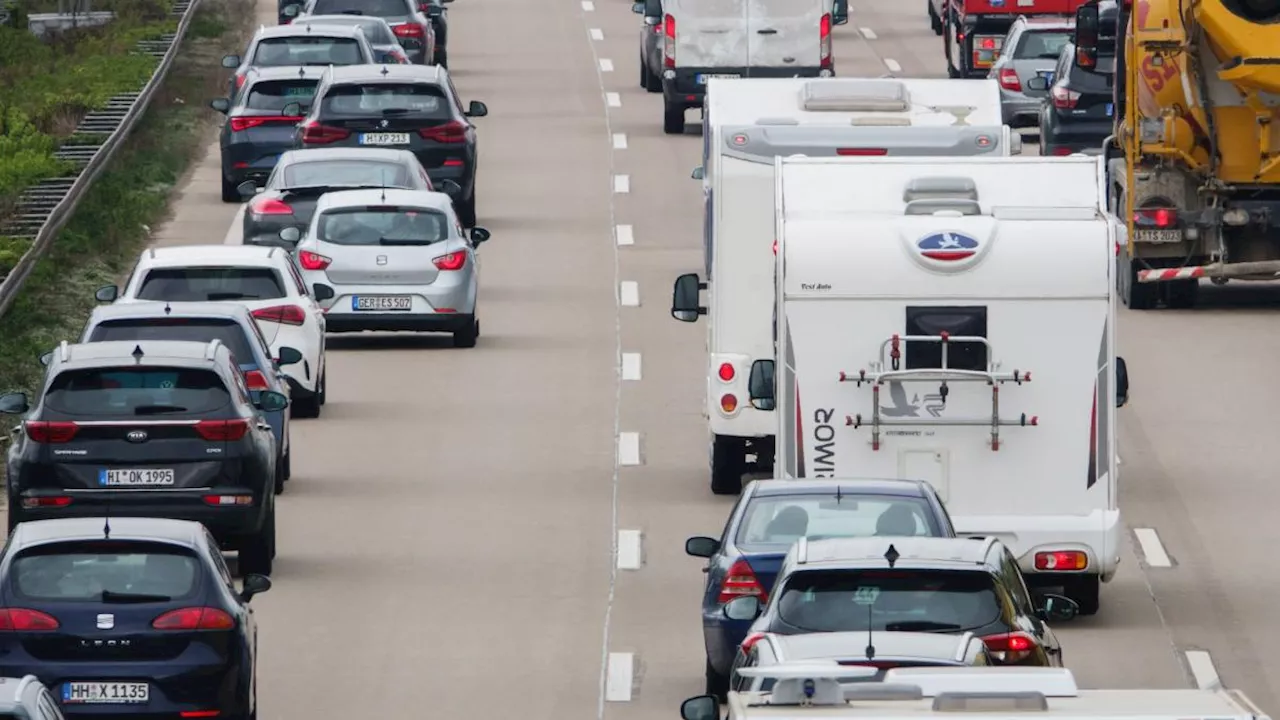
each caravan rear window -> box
[904,306,988,373]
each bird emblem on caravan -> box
[880,382,946,417]
[916,232,979,261]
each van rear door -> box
[747,0,824,69]
[669,0,748,70]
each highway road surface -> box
[140,0,1280,715]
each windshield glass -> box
[44,367,232,417]
[736,495,940,550]
[252,36,364,66]
[321,83,450,118]
[12,542,199,602]
[1014,30,1070,59]
[282,160,411,188]
[245,79,318,112]
[317,207,449,245]
[137,268,285,302]
[87,318,259,368]
[775,569,1001,633]
[311,0,409,17]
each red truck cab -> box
[936,0,1088,78]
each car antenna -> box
[380,167,388,202]
[834,485,843,504]
[164,302,172,315]
[866,544,900,662]
[380,65,389,76]
[132,344,145,364]
[103,501,111,540]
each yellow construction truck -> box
[1074,0,1280,309]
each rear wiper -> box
[133,405,188,415]
[884,620,963,632]
[379,107,415,115]
[102,590,172,604]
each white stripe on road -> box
[617,530,643,569]
[581,0,594,10]
[613,174,630,193]
[605,92,621,107]
[599,58,614,72]
[1134,528,1172,568]
[605,652,635,701]
[223,206,246,245]
[859,27,877,39]
[1185,651,1221,689]
[618,432,641,466]
[884,58,902,73]
[622,352,642,380]
[612,132,628,149]
[619,281,639,306]
[615,224,634,246]
[589,27,604,40]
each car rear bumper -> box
[0,655,243,717]
[310,278,476,319]
[663,66,828,107]
[322,312,471,333]
[1039,116,1112,154]
[999,94,1042,127]
[11,489,269,538]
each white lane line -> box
[581,0,594,9]
[613,174,630,193]
[884,58,902,73]
[618,432,641,466]
[622,352,642,380]
[599,58,614,72]
[605,652,635,701]
[615,224,634,246]
[589,27,604,40]
[1134,528,1172,568]
[859,26,877,39]
[619,281,639,306]
[612,132,628,149]
[617,530,643,569]
[223,206,246,245]
[605,92,621,107]
[1185,651,1221,689]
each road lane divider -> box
[1133,527,1173,568]
[617,530,643,569]
[614,174,631,193]
[618,432,641,466]
[1185,651,1222,689]
[620,281,639,306]
[605,652,635,701]
[615,224,634,246]
[622,353,642,380]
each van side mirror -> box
[312,284,335,301]
[723,595,761,621]
[748,360,776,411]
[1115,356,1129,408]
[0,392,30,415]
[1073,3,1099,69]
[680,695,719,720]
[832,0,848,24]
[671,273,707,322]
[691,166,704,180]
[221,54,241,69]
[209,98,230,113]
[276,347,303,366]
[1025,76,1048,91]
[94,285,118,303]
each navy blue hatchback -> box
[0,518,270,718]
[684,478,956,700]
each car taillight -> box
[242,370,270,391]
[194,419,250,442]
[972,35,1000,67]
[252,304,306,326]
[0,608,60,631]
[152,607,235,631]
[251,197,293,216]
[301,121,351,145]
[1034,550,1089,571]
[718,363,735,382]
[663,14,676,68]
[720,394,738,413]
[836,148,887,156]
[432,251,466,271]
[819,13,832,68]
[718,559,766,604]
[393,22,425,38]
[740,632,766,652]
[997,67,1021,91]
[23,421,78,443]
[230,115,300,132]
[235,74,247,89]
[22,496,72,509]
[980,632,1038,663]
[1051,146,1075,156]
[418,120,467,143]
[1135,207,1177,228]
[1051,84,1080,109]
[298,250,332,270]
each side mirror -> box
[426,4,442,16]
[643,14,661,25]
[94,285,118,303]
[1025,76,1048,91]
[466,100,488,118]
[278,226,302,244]
[282,2,300,16]
[236,180,258,198]
[684,536,720,558]
[832,0,848,24]
[240,573,272,601]
[1073,3,1099,69]
[0,392,30,415]
[691,166,704,180]
[470,227,491,245]
[221,54,241,69]
[38,352,53,367]
[281,101,302,117]
[722,595,761,621]
[209,98,231,113]
[631,1,643,12]
[442,0,453,4]
[748,360,776,411]
[276,347,303,366]
[256,390,290,412]
[671,272,707,323]
[1115,356,1129,408]
[312,284,335,301]
[1037,593,1080,622]
[438,179,462,196]
[680,695,719,720]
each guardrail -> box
[0,0,201,318]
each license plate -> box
[1106,103,1114,116]
[1135,229,1183,244]
[98,468,175,487]
[696,74,740,84]
[352,295,412,311]
[359,133,410,145]
[62,682,149,704]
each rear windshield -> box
[283,160,411,188]
[320,83,450,118]
[325,18,395,44]
[311,0,409,17]
[137,268,286,302]
[12,541,199,602]
[252,36,365,66]
[736,495,941,550]
[87,319,259,368]
[44,367,231,418]
[1014,30,1070,60]
[245,79,318,112]
[1067,58,1112,91]
[318,206,449,245]
[775,569,1001,634]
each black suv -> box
[1036,5,1117,156]
[0,340,286,576]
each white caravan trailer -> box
[670,78,1012,496]
[742,155,1128,615]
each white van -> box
[738,155,1127,615]
[670,78,1010,496]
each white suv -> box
[95,244,329,418]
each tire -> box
[705,658,730,703]
[292,389,321,419]
[281,447,291,482]
[221,175,241,204]
[239,507,276,577]
[435,49,448,69]
[453,316,479,348]
[317,368,327,406]
[1118,250,1157,310]
[1165,279,1199,309]
[456,189,477,228]
[663,101,685,134]
[944,18,961,78]
[929,0,943,34]
[1066,575,1100,616]
[644,60,662,92]
[710,434,746,495]
[639,53,649,89]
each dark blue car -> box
[0,517,270,718]
[684,478,957,700]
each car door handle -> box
[757,28,777,34]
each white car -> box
[95,244,329,418]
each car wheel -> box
[292,388,321,419]
[710,434,746,495]
[221,175,242,204]
[705,658,729,702]
[644,61,662,92]
[453,316,479,348]
[663,101,685,134]
[1165,279,1199,309]
[639,53,649,89]
[929,0,943,35]
[317,368,327,406]
[275,451,289,494]
[239,508,275,576]
[456,189,477,228]
[436,49,448,68]
[1117,220,1157,310]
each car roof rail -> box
[204,338,224,361]
[57,340,71,364]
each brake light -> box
[979,37,996,49]
[194,419,250,442]
[152,607,235,631]
[718,363,735,382]
[251,197,293,216]
[230,116,301,132]
[717,558,766,604]
[1052,146,1075,156]
[720,394,738,413]
[298,250,332,270]
[1034,551,1089,571]
[0,608,59,631]
[301,121,351,144]
[235,74,246,89]
[663,14,676,68]
[252,304,307,326]
[819,13,832,68]
[997,67,1021,91]
[432,250,466,271]
[418,120,467,143]
[22,496,72,509]
[980,632,1038,663]
[1135,207,1177,228]
[242,370,270,391]
[23,421,78,443]
[393,22,425,38]
[836,148,887,156]
[180,712,221,719]
[741,632,766,652]
[1051,84,1080,109]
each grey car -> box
[297,0,442,67]
[219,23,376,100]
[989,16,1074,128]
[281,188,491,346]
[633,0,662,93]
[289,14,411,64]
[0,676,64,720]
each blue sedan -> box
[684,478,957,700]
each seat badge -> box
[96,614,114,630]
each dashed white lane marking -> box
[1134,528,1172,567]
[605,652,635,701]
[581,0,594,10]
[617,530,643,569]
[606,92,621,107]
[613,174,630,193]
[615,224,634,246]
[618,432,641,466]
[223,207,245,244]
[859,26,877,39]
[622,352,642,380]
[612,133,628,149]
[1185,651,1221,689]
[589,27,604,40]
[599,58,614,72]
[884,58,902,73]
[619,281,639,306]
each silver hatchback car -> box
[989,16,1075,128]
[280,188,490,347]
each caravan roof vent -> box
[755,117,801,126]
[851,116,912,127]
[903,177,979,203]
[801,79,910,112]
